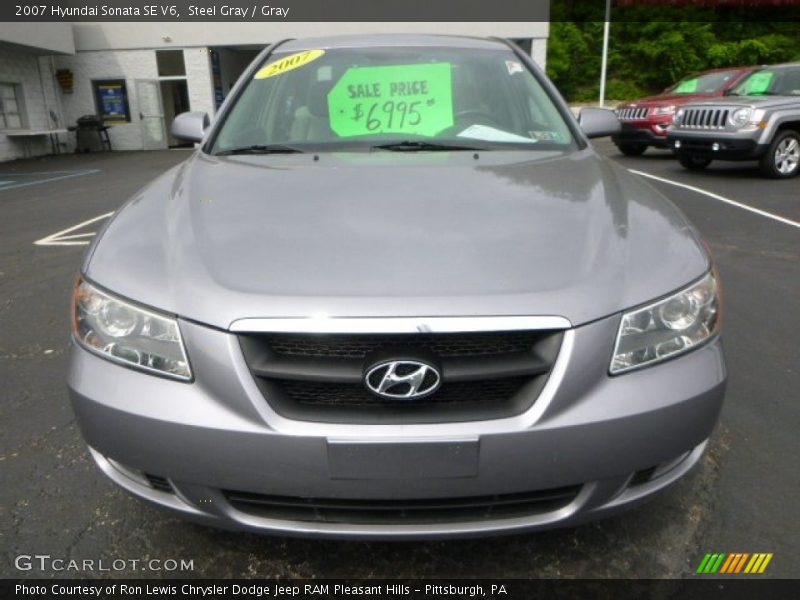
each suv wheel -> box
[616,143,647,157]
[678,154,712,171]
[759,130,800,178]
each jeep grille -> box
[680,107,729,129]
[617,107,649,120]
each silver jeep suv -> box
[68,35,726,539]
[667,63,800,178]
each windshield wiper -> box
[216,144,306,155]
[370,140,488,152]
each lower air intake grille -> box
[224,486,581,525]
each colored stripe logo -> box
[696,553,773,574]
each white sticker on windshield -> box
[529,130,559,142]
[457,124,536,143]
[505,61,524,75]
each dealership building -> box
[0,22,548,161]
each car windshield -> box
[668,70,739,94]
[209,45,576,154]
[730,66,800,96]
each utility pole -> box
[599,0,611,107]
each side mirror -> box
[171,111,210,143]
[578,107,621,138]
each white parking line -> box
[0,169,100,192]
[34,212,114,247]
[628,169,800,230]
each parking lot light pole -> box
[599,0,611,107]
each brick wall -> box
[0,47,63,161]
[184,47,215,119]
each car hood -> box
[681,95,799,109]
[85,148,709,330]
[618,92,717,108]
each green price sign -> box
[674,78,698,93]
[327,63,453,138]
[744,72,773,95]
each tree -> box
[546,1,800,102]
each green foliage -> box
[546,22,596,100]
[546,4,800,102]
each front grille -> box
[262,331,545,358]
[224,485,581,524]
[238,329,563,423]
[679,107,729,129]
[617,107,649,120]
[280,377,530,407]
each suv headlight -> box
[673,108,685,125]
[71,278,192,380]
[652,105,676,115]
[728,107,752,128]
[610,272,720,374]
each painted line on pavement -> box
[0,169,100,192]
[34,212,114,247]
[628,169,800,230]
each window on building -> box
[0,83,25,129]
[510,39,533,55]
[156,50,186,77]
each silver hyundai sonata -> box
[68,35,726,539]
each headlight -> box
[71,278,192,380]
[673,108,685,125]
[652,105,676,115]
[610,272,720,374]
[728,107,752,128]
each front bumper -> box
[613,122,671,147]
[68,315,726,539]
[667,129,768,160]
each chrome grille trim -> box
[617,107,649,120]
[232,328,576,436]
[679,107,729,130]
[237,326,565,422]
[230,315,572,333]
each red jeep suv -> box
[613,66,756,156]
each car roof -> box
[760,62,800,69]
[691,66,754,75]
[277,34,510,52]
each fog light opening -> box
[144,473,175,493]
[105,456,153,488]
[629,466,658,487]
[628,450,695,488]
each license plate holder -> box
[327,439,479,480]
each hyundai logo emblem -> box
[364,360,441,399]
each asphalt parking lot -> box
[1,141,798,579]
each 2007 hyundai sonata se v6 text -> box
[68,35,726,539]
